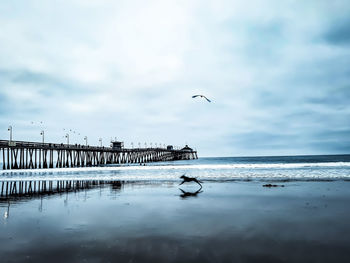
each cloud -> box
[0,0,349,156]
[324,17,350,46]
[0,93,10,115]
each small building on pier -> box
[111,141,124,150]
[181,145,193,152]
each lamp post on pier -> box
[40,130,45,143]
[8,126,12,142]
[131,142,134,149]
[99,138,102,147]
[84,136,88,146]
[65,134,69,145]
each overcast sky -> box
[0,0,349,157]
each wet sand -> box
[1,180,350,262]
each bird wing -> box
[204,96,211,102]
[192,95,200,98]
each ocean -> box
[1,155,350,262]
[1,154,350,182]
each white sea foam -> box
[0,162,349,182]
[0,161,350,174]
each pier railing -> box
[0,140,198,170]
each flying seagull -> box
[192,95,211,102]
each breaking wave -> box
[0,161,349,182]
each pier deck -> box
[0,140,198,170]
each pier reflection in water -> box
[0,180,124,203]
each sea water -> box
[1,155,350,262]
[0,155,349,182]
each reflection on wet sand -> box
[0,180,124,203]
[179,187,203,199]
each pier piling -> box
[0,140,198,170]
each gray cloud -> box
[324,17,350,46]
[0,69,57,85]
[0,0,349,156]
[242,21,287,64]
[0,93,9,114]
[0,68,86,96]
[307,86,350,108]
[308,129,350,152]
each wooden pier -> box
[0,140,198,170]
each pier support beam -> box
[0,140,198,170]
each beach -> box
[1,179,350,263]
[2,0,349,261]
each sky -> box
[0,0,349,157]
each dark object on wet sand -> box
[263,184,285,187]
[179,175,203,187]
[179,188,203,199]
